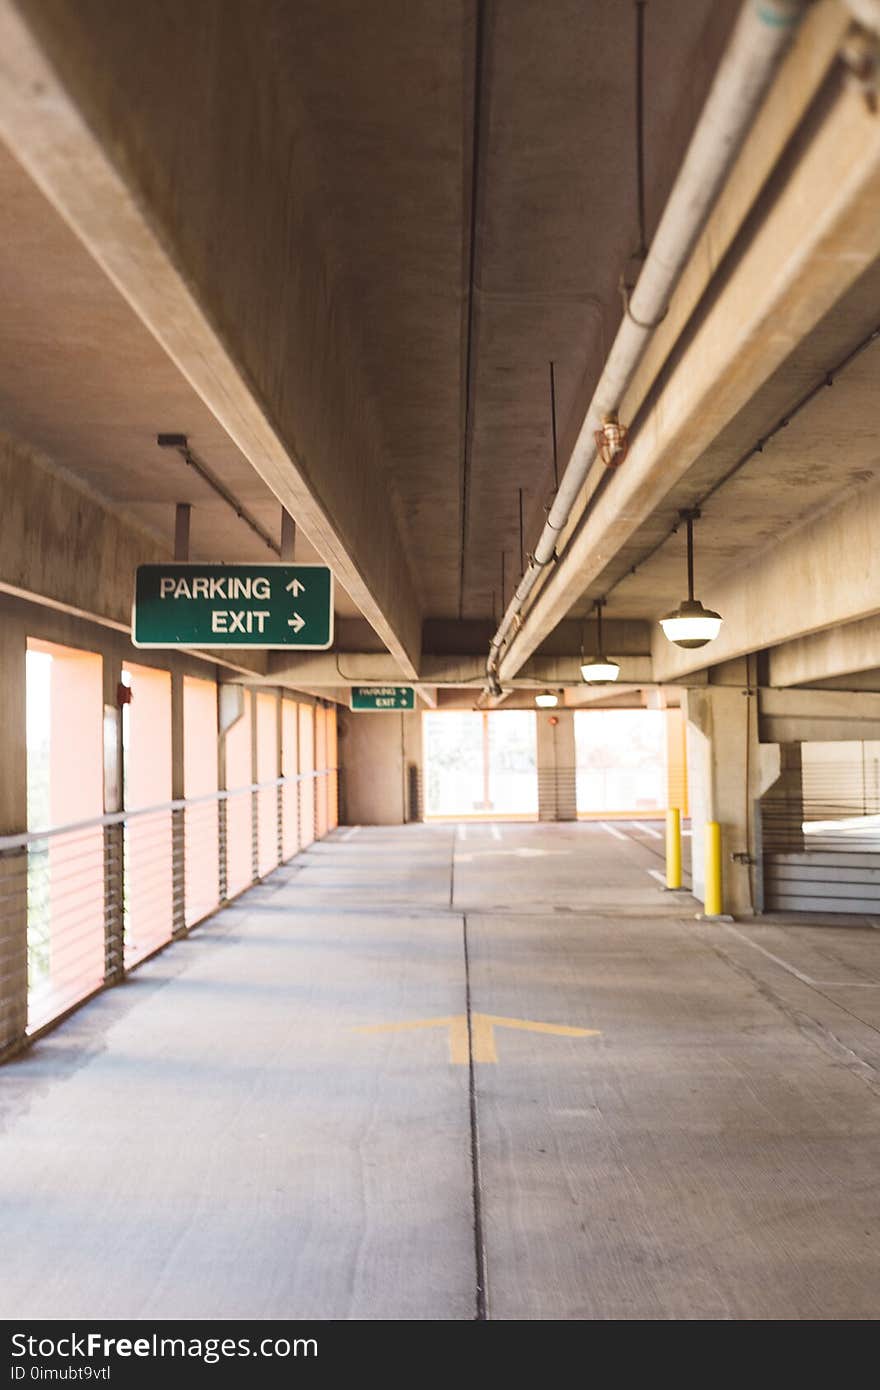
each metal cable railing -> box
[0,769,337,1054]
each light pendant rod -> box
[682,506,701,599]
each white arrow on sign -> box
[288,613,306,634]
[285,579,306,597]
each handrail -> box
[0,769,337,852]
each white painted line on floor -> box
[459,824,468,841]
[725,924,815,985]
[640,824,662,839]
[340,826,361,841]
[682,829,692,837]
[602,823,628,841]
[724,923,880,988]
[490,825,501,841]
[647,868,667,885]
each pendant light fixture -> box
[535,691,559,709]
[659,509,722,648]
[580,598,620,683]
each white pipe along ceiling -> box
[484,0,808,695]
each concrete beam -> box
[539,619,654,660]
[759,687,880,742]
[268,652,485,688]
[481,687,645,713]
[0,0,422,676]
[563,683,644,708]
[499,53,880,680]
[615,0,849,467]
[525,656,654,688]
[264,651,654,690]
[654,472,880,683]
[801,671,880,692]
[285,686,348,708]
[421,618,653,660]
[768,615,880,688]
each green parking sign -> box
[133,563,333,648]
[350,686,415,711]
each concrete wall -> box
[338,710,422,825]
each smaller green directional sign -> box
[132,563,333,649]
[350,685,415,712]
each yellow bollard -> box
[665,808,682,890]
[704,821,723,916]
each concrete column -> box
[684,678,760,916]
[665,707,689,814]
[0,617,28,1056]
[102,651,125,980]
[217,685,234,904]
[276,691,285,865]
[402,710,423,822]
[536,710,577,822]
[250,692,259,882]
[170,669,186,936]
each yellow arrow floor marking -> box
[358,1013,600,1064]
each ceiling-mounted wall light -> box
[535,691,559,709]
[580,598,620,683]
[659,510,723,649]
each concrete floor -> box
[2,821,880,1320]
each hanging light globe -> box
[659,598,723,649]
[535,691,559,709]
[580,599,621,682]
[660,510,723,650]
[580,656,621,682]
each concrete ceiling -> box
[0,0,736,631]
[0,141,362,618]
[4,0,879,696]
[458,0,736,620]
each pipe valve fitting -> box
[593,415,629,467]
